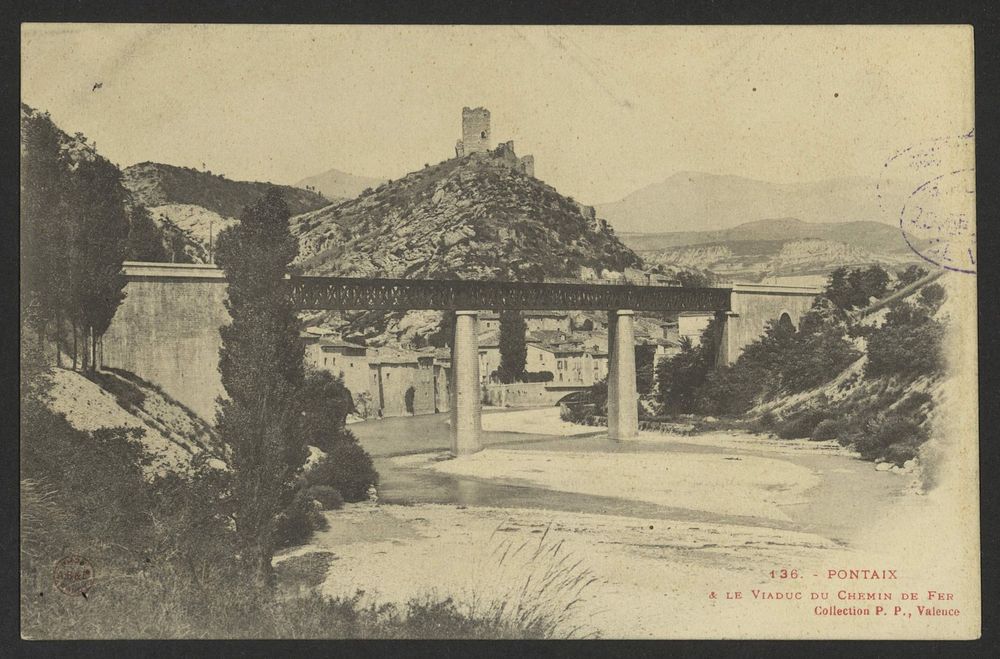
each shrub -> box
[810,418,846,441]
[273,488,328,549]
[775,409,828,439]
[305,484,344,510]
[84,369,146,410]
[747,410,777,434]
[521,371,554,383]
[852,412,929,463]
[883,442,920,466]
[305,433,378,502]
[560,402,596,424]
[865,302,945,379]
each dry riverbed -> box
[280,408,956,638]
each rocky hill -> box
[596,172,884,234]
[296,167,386,201]
[121,162,335,262]
[291,148,641,280]
[124,162,332,219]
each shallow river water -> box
[351,409,909,545]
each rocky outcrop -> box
[292,151,640,281]
[123,162,332,221]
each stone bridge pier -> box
[446,308,640,455]
[607,310,638,441]
[450,311,482,455]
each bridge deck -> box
[287,275,733,311]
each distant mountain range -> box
[618,218,914,254]
[596,172,886,234]
[295,167,386,201]
[621,218,925,284]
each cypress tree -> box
[20,109,74,363]
[214,188,305,588]
[498,310,528,384]
[67,154,129,370]
[126,205,169,262]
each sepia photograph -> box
[19,23,980,639]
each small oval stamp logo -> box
[53,554,95,596]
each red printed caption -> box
[706,568,962,619]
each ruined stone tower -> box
[454,106,535,177]
[455,107,491,157]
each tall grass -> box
[463,523,601,639]
[21,559,585,639]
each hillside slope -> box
[124,162,333,219]
[597,172,884,234]
[40,367,225,476]
[292,149,641,280]
[296,167,386,200]
[122,162,336,262]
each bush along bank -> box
[562,265,948,468]
[662,265,946,466]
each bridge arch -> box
[717,284,821,365]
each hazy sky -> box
[21,24,973,204]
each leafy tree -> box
[297,369,355,447]
[20,109,74,363]
[897,264,928,288]
[214,188,305,588]
[126,205,169,262]
[824,265,890,311]
[676,270,711,288]
[66,148,129,371]
[656,316,722,413]
[635,344,657,395]
[22,109,129,370]
[865,301,945,379]
[497,310,528,384]
[296,369,378,502]
[160,231,191,263]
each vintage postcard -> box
[19,24,979,639]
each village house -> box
[476,329,501,384]
[678,312,715,347]
[302,333,448,418]
[302,334,371,402]
[526,341,608,386]
[367,348,437,417]
[523,310,572,334]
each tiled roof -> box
[318,337,367,350]
[367,348,424,365]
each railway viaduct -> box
[101,262,819,456]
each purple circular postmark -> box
[53,554,95,596]
[878,131,976,274]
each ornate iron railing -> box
[287,276,732,312]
